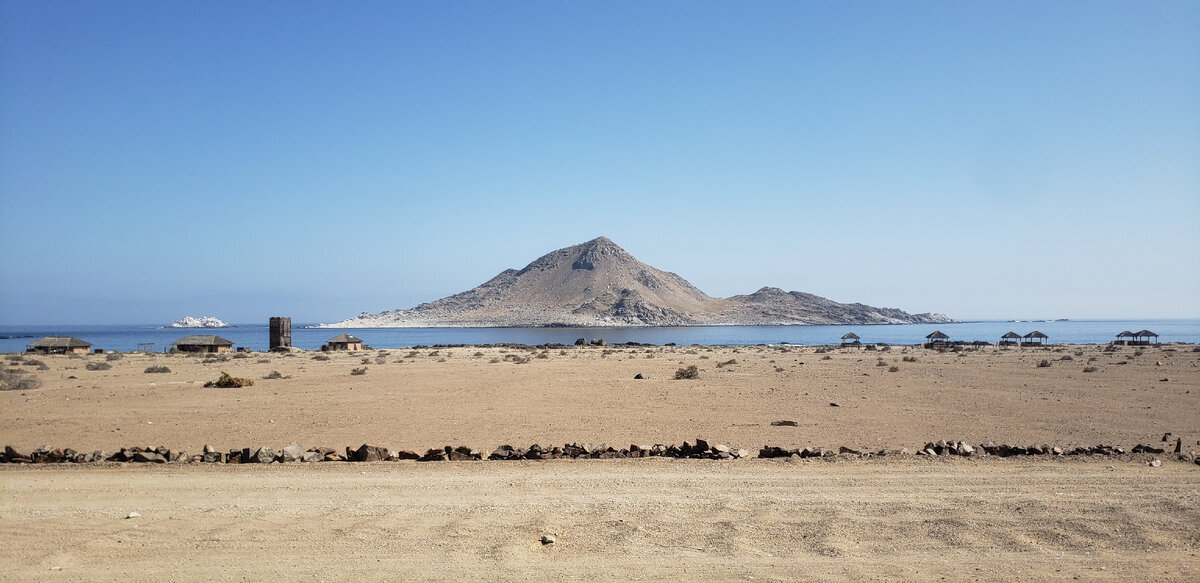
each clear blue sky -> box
[2,1,1197,325]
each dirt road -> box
[3,459,1198,582]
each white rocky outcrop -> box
[168,316,231,328]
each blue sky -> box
[1,1,1197,325]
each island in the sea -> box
[321,237,952,328]
[167,316,232,328]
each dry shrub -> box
[716,359,737,368]
[263,370,284,379]
[350,367,368,376]
[85,361,112,371]
[144,365,171,373]
[204,372,254,388]
[0,370,41,391]
[674,365,700,380]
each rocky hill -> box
[324,237,952,327]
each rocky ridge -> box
[324,237,951,327]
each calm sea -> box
[1,320,1197,353]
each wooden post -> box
[269,317,292,350]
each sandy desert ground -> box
[2,342,1199,581]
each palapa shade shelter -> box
[1022,331,1049,346]
[172,335,234,353]
[26,336,92,355]
[1133,330,1159,345]
[999,331,1022,346]
[1114,331,1136,345]
[839,332,862,346]
[923,330,949,348]
[326,333,363,351]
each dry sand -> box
[2,343,1199,581]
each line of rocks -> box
[3,439,1195,464]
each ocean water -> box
[1,320,1197,353]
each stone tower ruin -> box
[269,316,291,350]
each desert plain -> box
[2,342,1199,581]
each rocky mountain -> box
[324,237,951,327]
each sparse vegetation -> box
[902,356,918,363]
[312,354,331,361]
[350,367,368,376]
[888,365,900,373]
[1082,367,1098,373]
[204,372,254,388]
[263,370,284,379]
[674,365,700,380]
[0,370,41,391]
[144,365,171,373]
[106,353,122,361]
[1060,355,1074,361]
[716,358,737,368]
[821,355,832,360]
[1036,359,1052,368]
[85,362,112,371]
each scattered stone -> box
[280,443,304,463]
[770,420,798,427]
[301,451,323,463]
[131,451,166,463]
[203,444,217,454]
[1149,459,1161,467]
[250,446,276,464]
[1163,433,1173,442]
[1175,438,1182,454]
[829,403,839,407]
[352,444,389,462]
[541,534,556,545]
[125,512,140,519]
[634,373,644,379]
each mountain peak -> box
[325,238,954,327]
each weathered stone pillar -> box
[269,317,291,350]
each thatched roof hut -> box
[1134,330,1159,344]
[326,333,364,351]
[1022,331,1049,345]
[998,331,1021,346]
[841,332,860,340]
[27,336,92,355]
[926,331,949,340]
[172,335,234,353]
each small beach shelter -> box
[923,330,949,348]
[172,335,234,353]
[999,331,1021,346]
[1133,330,1159,345]
[1022,331,1049,346]
[839,332,861,347]
[26,337,92,355]
[325,333,364,351]
[1115,331,1135,345]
